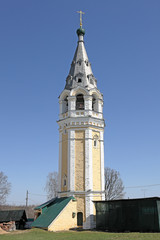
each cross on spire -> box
[77,10,85,27]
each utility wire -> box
[125,184,160,189]
[28,192,47,197]
[5,200,26,205]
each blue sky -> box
[0,0,160,205]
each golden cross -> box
[77,10,85,27]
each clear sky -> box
[0,0,160,205]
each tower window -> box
[92,97,96,111]
[63,174,67,187]
[63,97,68,113]
[94,139,97,147]
[93,134,99,148]
[63,129,67,134]
[76,94,84,110]
[90,79,93,84]
[78,78,82,83]
[85,60,89,66]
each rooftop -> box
[32,196,75,228]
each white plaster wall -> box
[59,100,63,115]
[85,129,93,191]
[68,96,76,111]
[83,194,95,229]
[83,129,94,229]
[84,96,92,111]
[97,99,103,113]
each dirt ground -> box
[0,228,31,235]
[0,227,9,234]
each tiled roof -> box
[32,196,75,228]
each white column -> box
[85,128,93,191]
[68,96,76,118]
[97,99,103,113]
[68,129,75,192]
[59,100,63,114]
[84,96,92,111]
[83,129,93,229]
[100,131,105,200]
[83,194,95,229]
[68,96,76,111]
[58,132,62,196]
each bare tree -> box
[0,171,11,204]
[45,172,58,200]
[105,167,125,200]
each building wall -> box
[61,132,68,192]
[93,194,102,217]
[76,196,86,222]
[59,125,104,229]
[48,199,77,231]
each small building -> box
[94,197,160,232]
[32,197,77,231]
[24,218,34,229]
[0,210,27,230]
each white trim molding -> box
[85,128,93,192]
[100,131,105,196]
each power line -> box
[28,198,42,204]
[28,192,47,197]
[125,184,160,189]
[6,200,26,205]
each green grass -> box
[1,228,160,240]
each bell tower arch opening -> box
[63,96,68,113]
[92,96,96,111]
[76,94,84,110]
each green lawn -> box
[1,228,160,240]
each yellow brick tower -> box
[57,17,105,229]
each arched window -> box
[92,97,96,111]
[63,97,68,113]
[76,94,84,110]
[94,139,97,147]
[93,134,99,148]
[63,174,67,187]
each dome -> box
[76,27,85,36]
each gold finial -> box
[77,10,85,27]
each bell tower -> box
[57,19,105,229]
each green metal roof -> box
[34,198,56,210]
[32,196,75,229]
[0,210,27,222]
